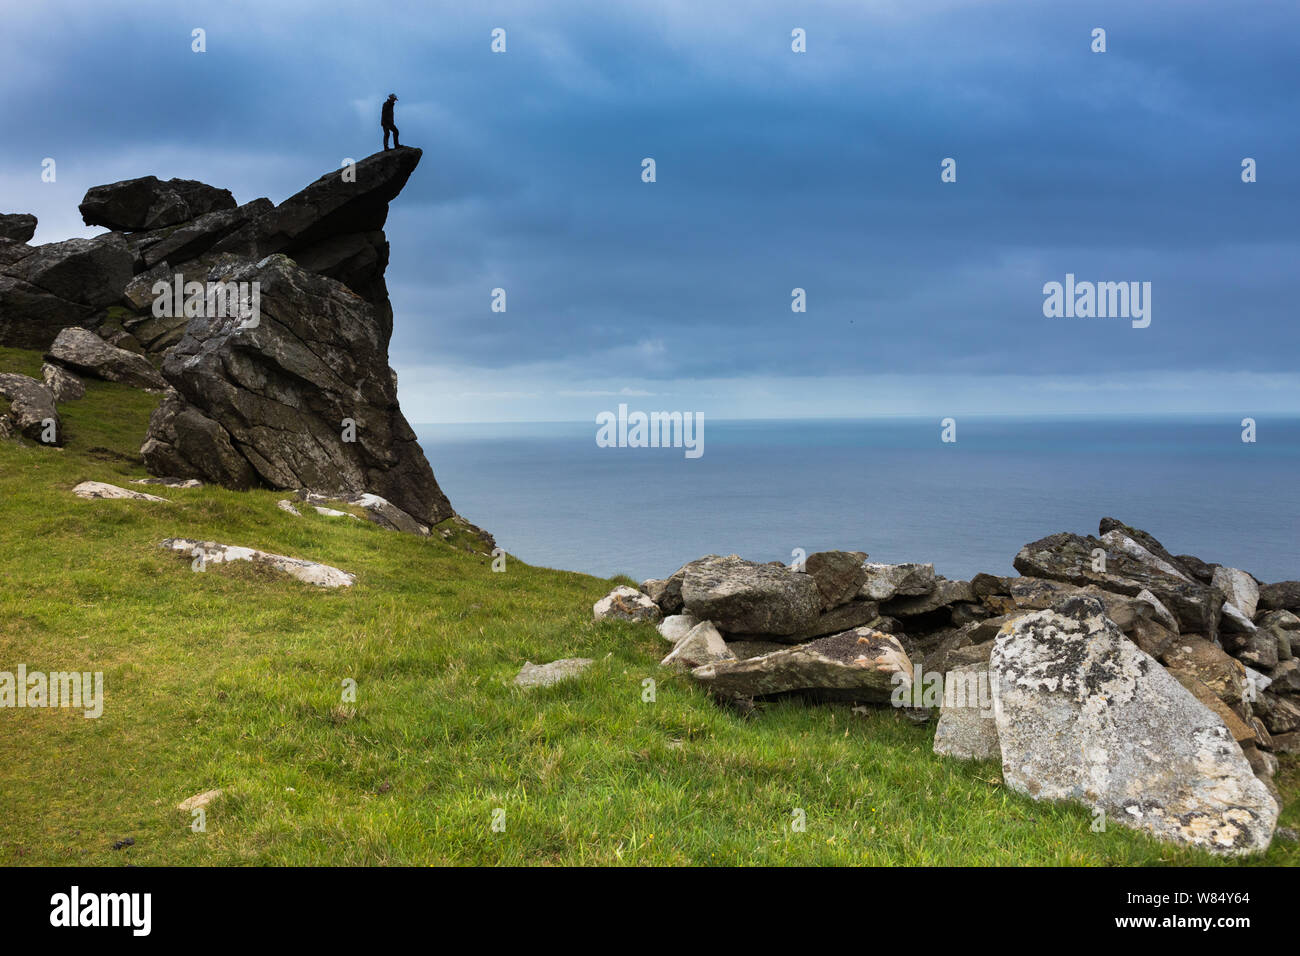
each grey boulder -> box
[681,555,822,636]
[46,327,165,389]
[991,597,1276,855]
[0,372,60,444]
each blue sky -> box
[3,0,1297,421]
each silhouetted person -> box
[382,93,400,150]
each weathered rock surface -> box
[0,214,37,242]
[991,597,1276,855]
[1161,635,1248,707]
[1014,531,1222,637]
[140,255,452,525]
[72,481,167,502]
[46,327,165,389]
[656,614,700,644]
[681,555,822,637]
[661,621,735,671]
[79,176,236,232]
[3,235,134,310]
[858,562,936,602]
[690,627,912,702]
[160,538,355,588]
[881,578,975,617]
[933,664,1000,760]
[1259,581,1300,613]
[803,551,868,609]
[132,476,201,488]
[514,658,593,689]
[0,372,60,444]
[41,362,84,402]
[1212,567,1260,620]
[593,585,662,623]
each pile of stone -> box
[593,517,1300,854]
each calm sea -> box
[417,418,1300,585]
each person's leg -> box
[392,125,400,148]
[383,126,391,150]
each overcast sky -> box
[3,0,1297,422]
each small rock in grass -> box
[514,658,593,688]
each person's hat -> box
[387,93,397,100]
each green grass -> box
[1,344,1295,866]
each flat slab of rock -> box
[277,499,302,516]
[690,627,912,702]
[46,326,166,389]
[681,554,821,636]
[160,538,355,588]
[73,481,168,502]
[593,585,662,623]
[991,596,1277,855]
[933,664,1000,760]
[514,658,592,688]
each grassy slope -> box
[0,345,1295,866]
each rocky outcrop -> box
[990,597,1276,855]
[140,254,452,526]
[1,151,458,531]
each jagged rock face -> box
[0,236,135,349]
[991,597,1277,855]
[0,214,37,243]
[79,176,236,232]
[141,254,452,527]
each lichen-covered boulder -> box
[991,596,1277,855]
